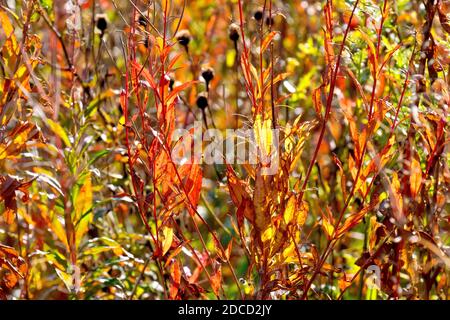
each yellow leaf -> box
[38,205,69,251]
[282,242,297,263]
[283,195,296,224]
[47,119,71,147]
[322,216,335,239]
[0,10,14,38]
[261,226,274,243]
[101,237,123,256]
[253,114,273,160]
[55,268,73,292]
[162,226,174,256]
[75,173,93,248]
[298,200,308,227]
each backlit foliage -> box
[0,0,449,300]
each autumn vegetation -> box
[0,0,449,300]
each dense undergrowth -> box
[0,0,449,300]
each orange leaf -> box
[336,194,380,239]
[210,263,222,296]
[0,10,14,38]
[410,154,422,199]
[261,31,278,53]
[169,260,181,299]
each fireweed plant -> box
[0,0,449,300]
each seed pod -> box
[265,16,274,27]
[138,15,148,28]
[196,93,209,110]
[176,29,191,49]
[229,23,240,42]
[144,36,150,48]
[254,9,263,21]
[169,76,175,91]
[96,14,108,33]
[201,67,214,83]
[201,67,214,92]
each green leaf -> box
[88,149,110,167]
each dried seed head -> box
[96,14,108,32]
[196,93,209,110]
[176,29,191,47]
[144,36,150,48]
[201,67,215,84]
[138,15,148,28]
[265,16,274,26]
[168,75,175,91]
[229,23,240,42]
[254,9,263,21]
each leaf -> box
[0,122,38,160]
[336,194,380,239]
[166,80,197,106]
[0,244,27,289]
[319,206,335,240]
[410,154,422,200]
[162,226,174,256]
[210,263,222,296]
[55,268,73,292]
[88,149,110,166]
[261,225,274,243]
[271,72,290,87]
[342,66,369,109]
[261,31,278,53]
[379,44,401,76]
[4,272,18,289]
[0,176,34,224]
[253,114,273,159]
[0,10,14,39]
[0,176,20,224]
[169,260,181,299]
[387,171,404,223]
[100,237,123,256]
[83,246,117,256]
[132,61,157,90]
[438,2,450,34]
[47,119,71,147]
[283,195,296,224]
[74,173,93,248]
[297,200,309,227]
[0,244,19,258]
[34,170,64,196]
[322,215,335,240]
[39,0,53,12]
[312,86,324,118]
[38,205,69,250]
[357,30,378,77]
[184,164,203,216]
[226,165,250,206]
[225,239,233,261]
[253,169,270,232]
[84,89,116,118]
